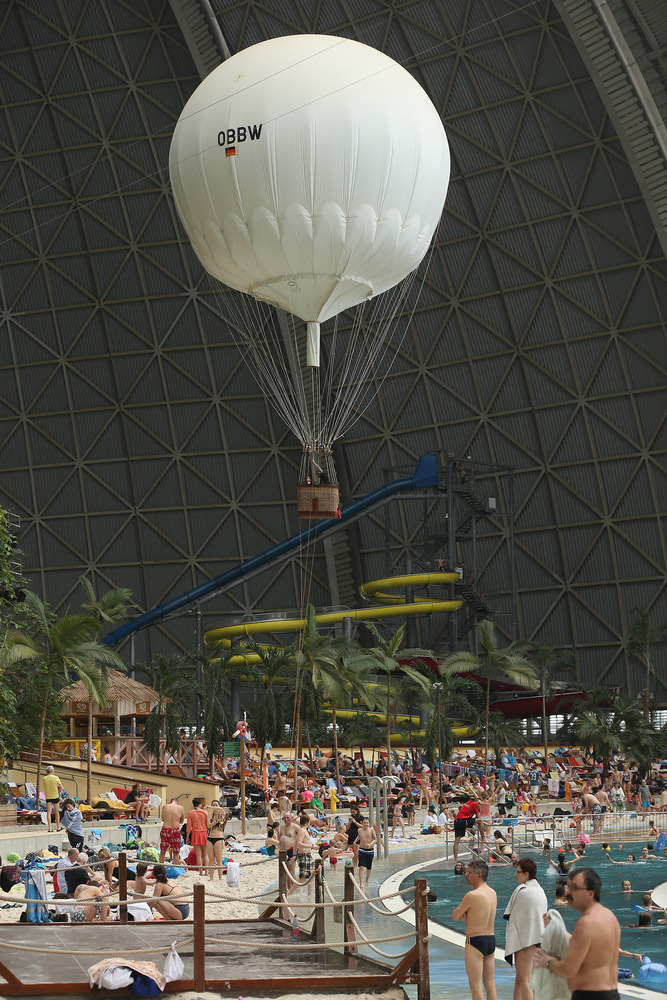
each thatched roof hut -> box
[60,669,159,717]
[59,669,160,747]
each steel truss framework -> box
[0,0,665,698]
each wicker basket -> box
[297,483,340,519]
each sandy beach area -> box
[0,848,282,924]
[0,812,527,927]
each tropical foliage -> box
[443,619,538,772]
[139,653,193,759]
[362,622,433,763]
[628,606,666,720]
[195,647,253,769]
[78,577,132,802]
[572,695,665,777]
[287,604,376,792]
[422,671,480,766]
[4,591,123,801]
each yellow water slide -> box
[330,707,474,740]
[204,574,471,734]
[205,572,462,650]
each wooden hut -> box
[58,669,159,758]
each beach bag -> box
[163,865,185,879]
[129,973,161,997]
[0,866,20,892]
[226,860,240,887]
[163,942,185,983]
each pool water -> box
[401,844,667,992]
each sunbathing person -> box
[73,881,110,923]
[151,864,189,920]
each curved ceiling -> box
[0,0,665,698]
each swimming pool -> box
[400,844,667,992]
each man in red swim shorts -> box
[159,798,185,863]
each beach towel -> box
[530,909,571,1000]
[21,870,51,924]
[503,879,548,963]
[88,958,165,992]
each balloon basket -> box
[297,483,340,520]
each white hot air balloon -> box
[170,34,450,505]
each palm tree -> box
[555,684,617,744]
[531,643,575,761]
[139,653,192,768]
[485,711,525,768]
[443,619,538,774]
[628,606,666,721]
[337,713,384,776]
[363,622,433,764]
[573,696,659,778]
[195,647,250,773]
[246,643,293,765]
[5,591,123,802]
[79,577,132,803]
[288,605,368,795]
[422,672,480,778]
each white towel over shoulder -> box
[530,908,572,1000]
[504,879,548,960]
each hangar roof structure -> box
[0,0,665,699]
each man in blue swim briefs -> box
[535,867,621,1000]
[452,858,497,1000]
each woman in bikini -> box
[96,847,119,887]
[206,799,228,881]
[265,822,280,857]
[152,864,190,920]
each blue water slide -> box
[103,454,439,647]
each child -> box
[354,818,377,887]
[391,797,406,838]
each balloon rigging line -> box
[335,228,441,438]
[211,277,395,448]
[351,208,447,428]
[207,262,430,455]
[327,268,421,441]
[0,0,544,248]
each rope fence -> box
[0,864,432,1000]
[202,930,420,950]
[0,939,194,956]
[350,875,418,915]
[349,913,426,959]
[1,870,418,911]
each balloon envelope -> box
[169,34,450,325]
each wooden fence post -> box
[343,865,356,961]
[313,859,325,944]
[414,877,430,1000]
[118,851,127,925]
[193,882,206,993]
